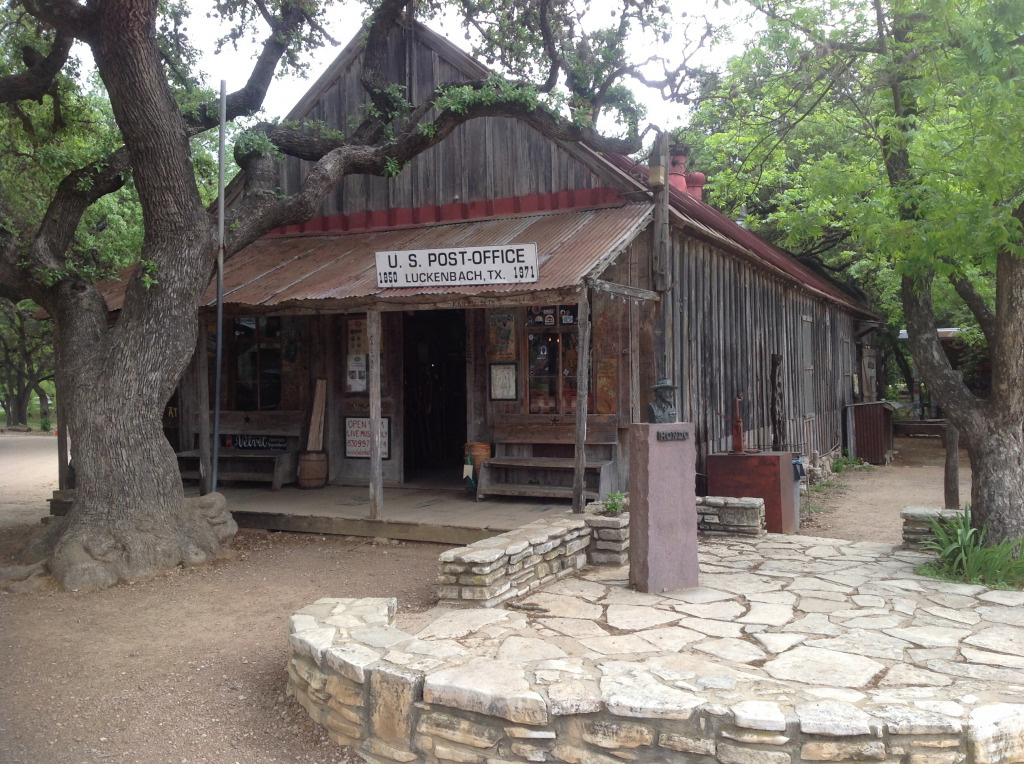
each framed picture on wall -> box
[489,363,518,401]
[488,312,516,361]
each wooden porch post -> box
[573,287,591,513]
[197,323,212,495]
[368,309,383,520]
[944,424,960,510]
[650,131,672,384]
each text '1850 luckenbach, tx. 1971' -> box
[375,244,539,288]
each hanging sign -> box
[375,244,539,287]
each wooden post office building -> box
[121,22,874,512]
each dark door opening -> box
[403,310,467,483]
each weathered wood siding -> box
[673,234,855,468]
[276,27,610,216]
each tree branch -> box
[20,0,99,38]
[37,148,132,263]
[0,32,73,105]
[900,272,983,431]
[947,270,996,346]
[186,1,310,133]
[352,0,410,145]
[536,0,563,93]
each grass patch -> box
[800,479,844,514]
[805,480,840,495]
[831,454,874,473]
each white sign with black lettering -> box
[375,244,539,288]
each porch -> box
[196,480,578,546]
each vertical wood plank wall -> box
[275,32,610,218]
[673,235,856,470]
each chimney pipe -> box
[667,152,707,201]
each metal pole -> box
[212,80,227,491]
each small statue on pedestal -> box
[647,378,678,423]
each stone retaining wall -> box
[584,513,629,566]
[435,498,767,607]
[288,597,1024,764]
[901,506,962,548]
[697,496,766,536]
[436,518,591,608]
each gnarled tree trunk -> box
[46,236,235,588]
[962,424,1024,545]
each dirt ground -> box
[0,432,969,764]
[798,436,972,542]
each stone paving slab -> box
[289,533,1024,763]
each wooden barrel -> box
[297,451,327,489]
[464,442,491,481]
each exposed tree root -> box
[15,493,237,591]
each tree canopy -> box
[682,0,1024,542]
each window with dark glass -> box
[232,316,282,411]
[525,304,591,415]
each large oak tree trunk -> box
[46,276,237,587]
[35,1,237,589]
[961,423,1024,545]
[47,239,235,589]
[51,386,236,589]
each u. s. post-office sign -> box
[375,244,539,288]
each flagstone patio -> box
[288,533,1024,763]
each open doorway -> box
[403,310,467,486]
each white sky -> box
[191,0,762,134]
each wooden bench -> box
[177,410,303,490]
[476,455,613,501]
[893,420,946,437]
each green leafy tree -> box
[0,0,708,588]
[0,299,53,427]
[682,0,1024,543]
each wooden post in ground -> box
[368,309,383,520]
[573,287,591,513]
[944,424,960,510]
[56,380,69,490]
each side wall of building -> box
[674,234,857,469]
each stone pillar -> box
[366,663,422,760]
[628,423,698,593]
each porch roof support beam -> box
[573,285,591,513]
[369,309,383,520]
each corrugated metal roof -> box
[93,204,651,313]
[203,203,652,310]
[600,154,872,317]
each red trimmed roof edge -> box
[266,187,624,236]
[603,153,870,316]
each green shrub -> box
[920,509,1024,587]
[39,416,52,432]
[603,491,625,515]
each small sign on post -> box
[375,245,539,288]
